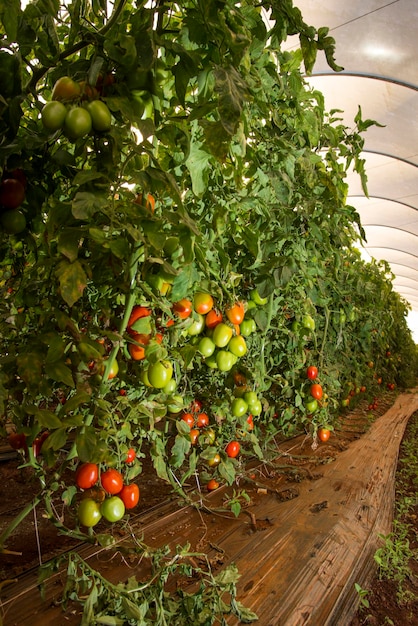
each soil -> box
[349,408,418,626]
[1,390,417,624]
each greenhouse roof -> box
[279,0,418,336]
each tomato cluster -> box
[75,461,140,527]
[41,76,112,141]
[0,169,27,234]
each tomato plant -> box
[101,469,124,495]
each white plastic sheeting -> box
[279,1,418,333]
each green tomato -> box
[228,335,247,357]
[249,399,262,416]
[246,300,257,311]
[86,100,112,131]
[212,323,233,348]
[305,398,318,414]
[216,350,237,372]
[250,288,268,305]
[205,353,218,369]
[147,360,173,389]
[198,336,216,357]
[231,397,248,418]
[243,391,258,408]
[163,378,177,394]
[78,498,102,528]
[202,428,216,446]
[64,107,92,140]
[301,314,315,332]
[41,100,67,131]
[187,314,205,336]
[240,318,256,337]
[100,496,126,522]
[1,210,26,234]
[167,394,184,414]
[291,320,300,333]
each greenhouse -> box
[0,1,417,624]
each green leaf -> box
[55,259,88,307]
[104,34,137,67]
[186,141,211,196]
[72,192,109,220]
[30,408,62,429]
[16,352,44,389]
[45,360,75,388]
[76,426,109,463]
[59,390,91,415]
[43,427,68,450]
[169,433,191,468]
[0,0,21,41]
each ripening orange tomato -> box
[172,298,193,320]
[205,308,223,329]
[226,302,245,325]
[318,428,330,442]
[193,292,214,315]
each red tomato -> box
[181,412,195,428]
[310,384,323,400]
[101,468,124,494]
[127,306,152,335]
[128,333,151,360]
[125,448,136,463]
[119,484,140,509]
[318,428,330,442]
[225,441,240,458]
[207,478,220,491]
[246,414,254,430]
[196,412,209,428]
[205,309,223,329]
[8,432,27,452]
[190,399,203,413]
[33,431,49,457]
[225,302,245,325]
[189,428,200,444]
[193,292,214,315]
[76,463,99,490]
[172,298,193,320]
[0,178,25,209]
[306,366,318,380]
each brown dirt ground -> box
[0,390,417,624]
